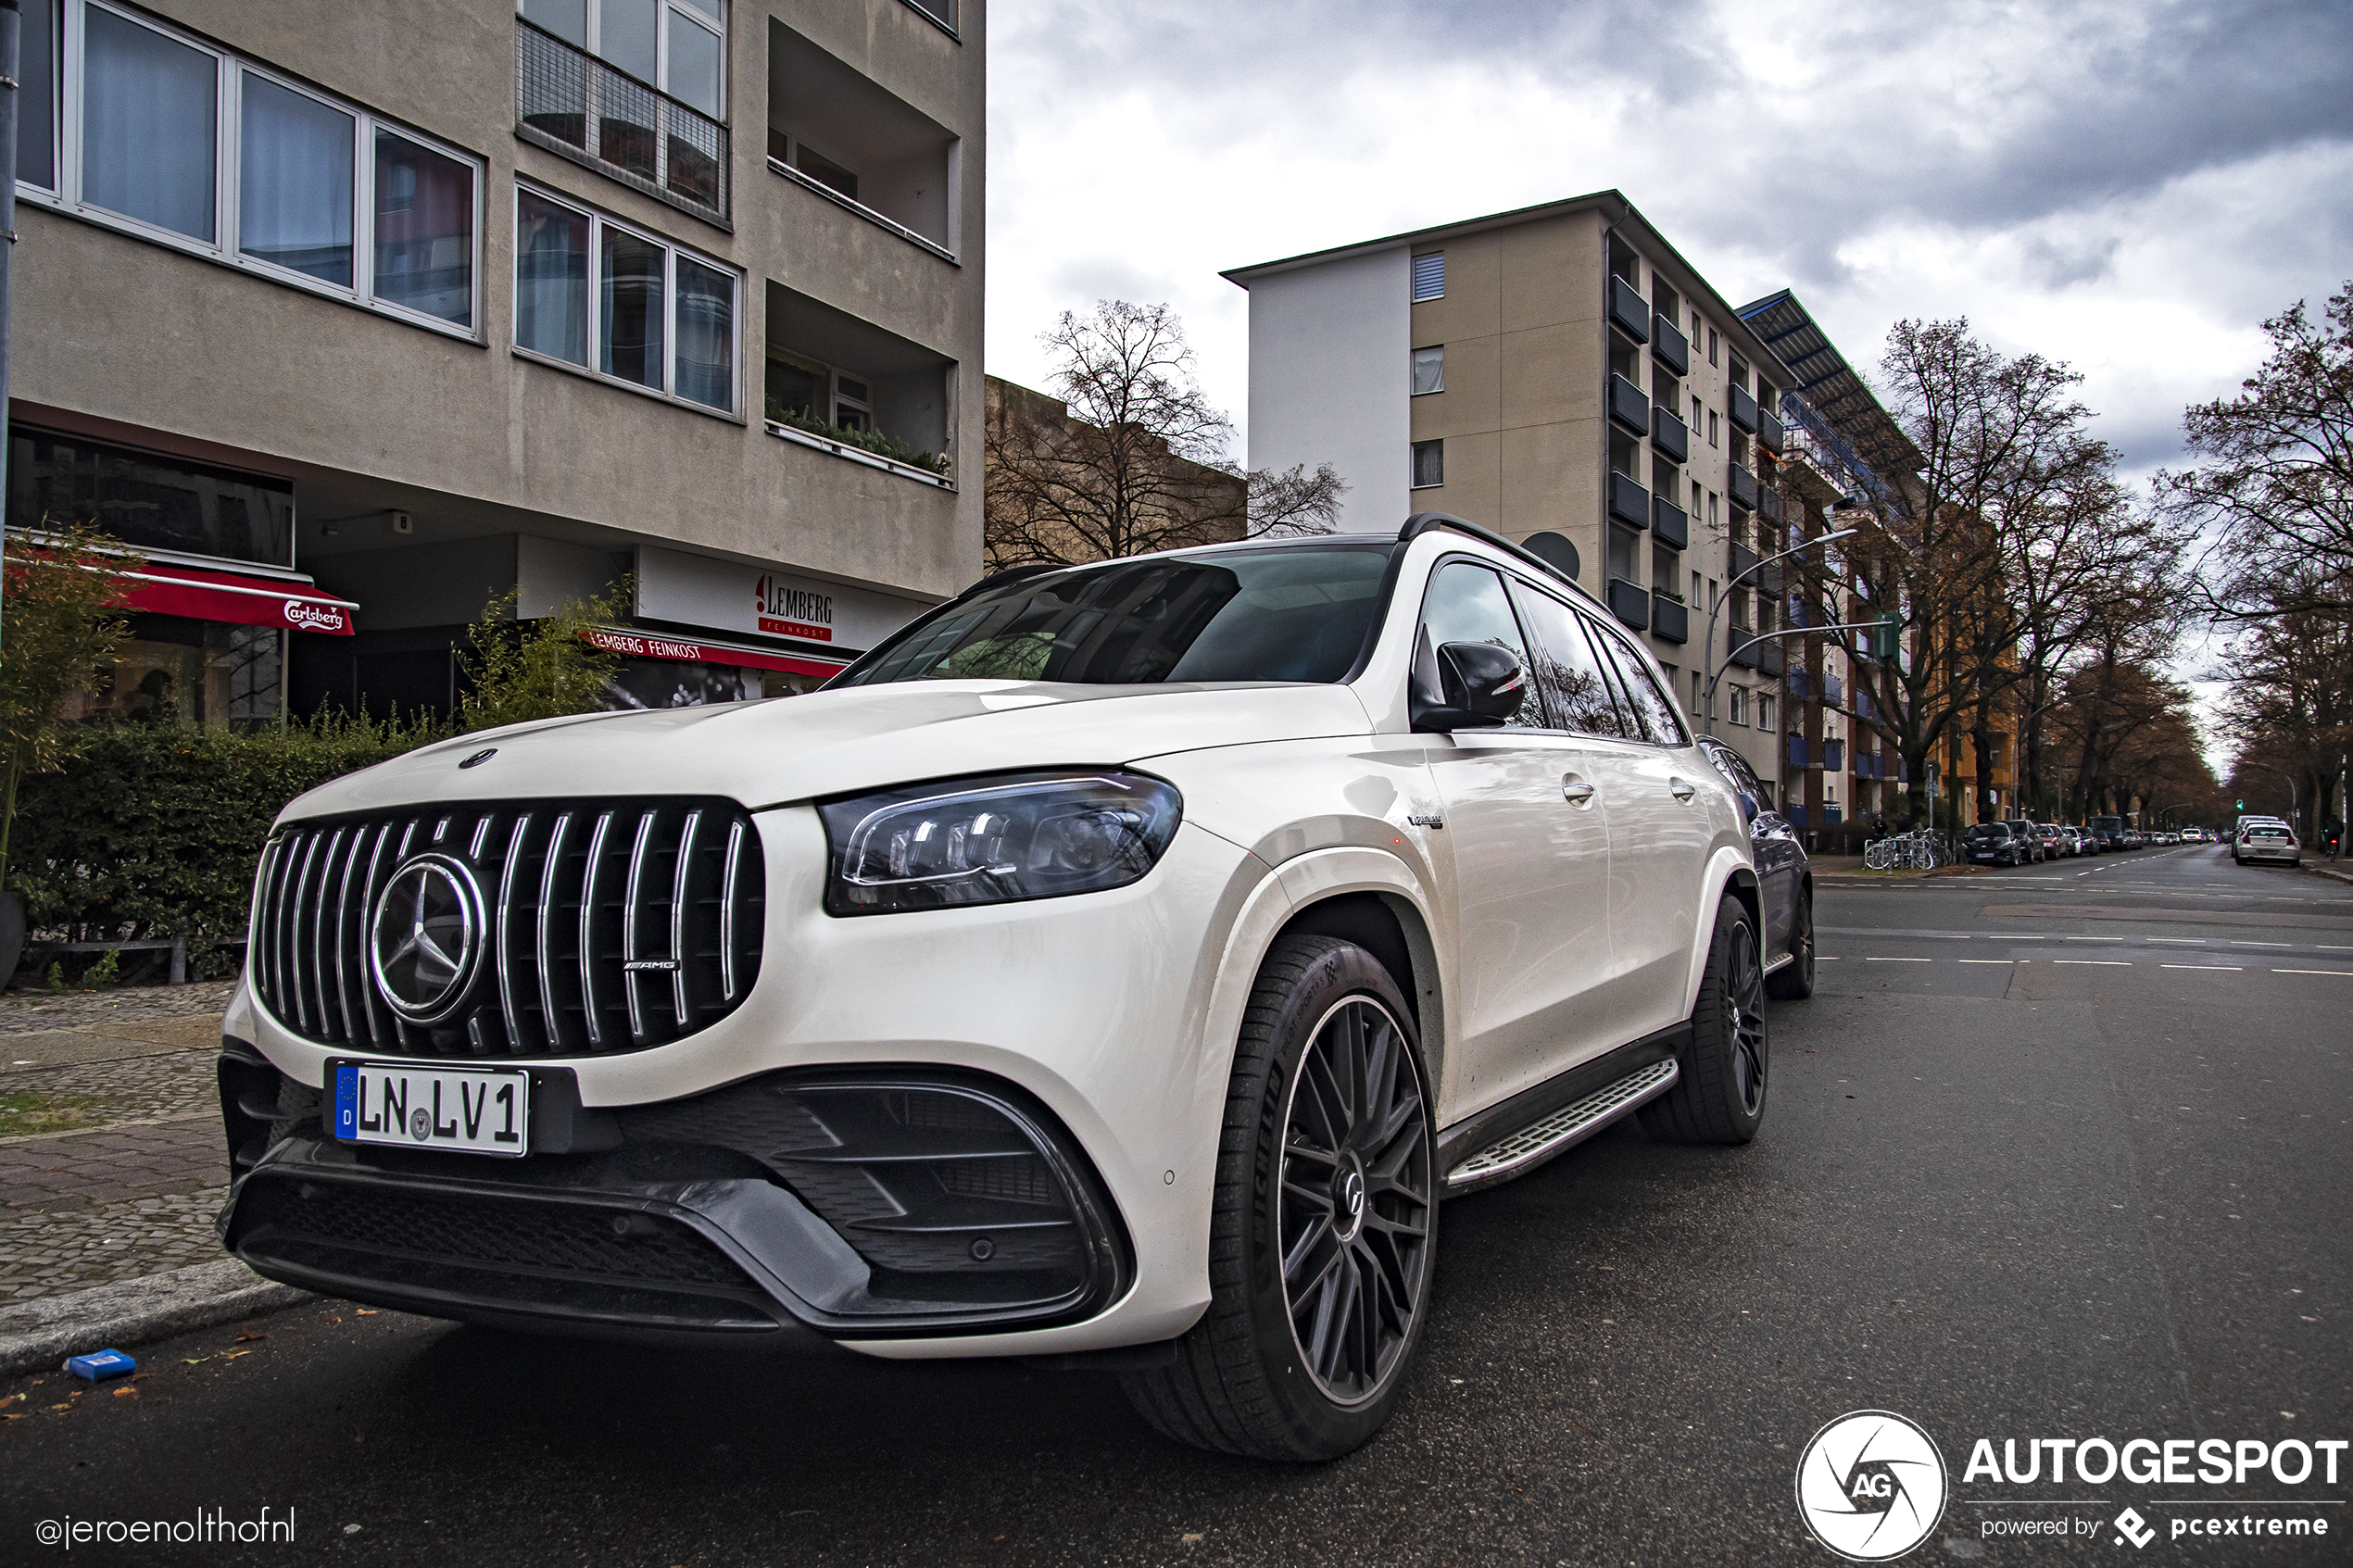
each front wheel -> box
[1765,886,1816,1001]
[1640,895,1768,1144]
[1122,935,1437,1461]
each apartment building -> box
[1223,192,1798,798]
[8,0,981,723]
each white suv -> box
[216,514,1778,1461]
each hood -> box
[278,681,1375,823]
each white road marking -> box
[2160,965,2243,972]
[1958,959,2014,965]
[2274,970,2353,977]
[1865,957,1932,962]
[2055,960,2132,966]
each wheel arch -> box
[1679,849,1760,1020]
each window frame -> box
[519,0,728,119]
[22,0,484,340]
[1411,438,1444,490]
[509,180,743,420]
[1410,250,1445,302]
[1411,344,1445,396]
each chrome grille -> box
[250,799,764,1058]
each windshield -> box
[1966,824,2007,838]
[836,546,1395,688]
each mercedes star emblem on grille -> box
[369,853,488,1025]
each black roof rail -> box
[1398,511,1598,604]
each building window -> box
[1411,345,1444,395]
[1691,570,1703,605]
[514,184,739,414]
[1708,492,1719,529]
[20,1,480,334]
[1708,326,1719,366]
[1689,670,1703,715]
[1757,695,1774,732]
[1730,686,1749,727]
[519,0,726,118]
[1411,251,1444,302]
[1411,439,1443,489]
[1708,409,1721,447]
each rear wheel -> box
[1639,896,1768,1145]
[1122,935,1436,1461]
[1765,886,1815,1001]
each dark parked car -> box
[1695,737,1815,1001]
[2002,819,2047,862]
[1964,822,2030,865]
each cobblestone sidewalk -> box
[0,983,236,1304]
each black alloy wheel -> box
[1766,886,1816,1000]
[1123,935,1437,1461]
[1640,896,1769,1144]
[1277,996,1432,1404]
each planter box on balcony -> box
[1730,383,1759,433]
[1729,463,1758,513]
[1608,373,1650,436]
[1652,408,1690,463]
[1606,577,1649,631]
[1652,495,1689,550]
[1609,471,1650,529]
[1651,595,1689,644]
[1651,315,1689,375]
[1608,276,1650,343]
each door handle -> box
[1669,776,1697,802]
[1562,774,1596,806]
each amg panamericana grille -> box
[249,799,764,1058]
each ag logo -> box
[369,853,486,1025]
[1795,1410,1948,1562]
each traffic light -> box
[2236,799,2244,809]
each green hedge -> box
[10,716,440,969]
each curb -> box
[0,1260,315,1378]
[2303,864,2353,886]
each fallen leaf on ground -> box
[233,1334,266,1343]
[220,1351,250,1361]
[112,1387,138,1399]
[182,1358,210,1365]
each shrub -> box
[8,709,443,965]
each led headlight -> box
[819,770,1183,915]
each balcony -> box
[1608,276,1650,343]
[1729,384,1759,434]
[1608,373,1650,437]
[770,20,962,261]
[1652,494,1689,550]
[1608,471,1650,529]
[1729,539,1761,582]
[765,281,957,487]
[1758,406,1785,457]
[1729,463,1758,513]
[1822,738,1844,772]
[517,20,729,224]
[1756,640,1785,677]
[1787,734,1807,769]
[1651,595,1689,644]
[1651,314,1689,375]
[1823,671,1844,707]
[1728,625,1758,670]
[901,0,959,33]
[1788,670,1814,702]
[1652,407,1690,463]
[1606,577,1649,632]
[1759,485,1784,524]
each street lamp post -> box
[1700,527,1862,737]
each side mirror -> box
[1412,636,1528,732]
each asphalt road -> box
[3,846,2347,1566]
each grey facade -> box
[10,0,982,721]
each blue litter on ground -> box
[66,1349,137,1381]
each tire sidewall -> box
[1698,900,1768,1139]
[1234,942,1437,1457]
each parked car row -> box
[1961,818,2208,865]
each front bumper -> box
[221,808,1263,1356]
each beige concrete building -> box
[8,0,981,722]
[1225,192,1799,800]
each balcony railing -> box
[1758,406,1785,457]
[1756,640,1785,677]
[1759,485,1784,524]
[1823,671,1844,707]
[1652,407,1690,464]
[1729,540,1761,581]
[1608,277,1650,343]
[1606,577,1649,631]
[1822,738,1844,772]
[1651,595,1689,644]
[1729,463,1759,513]
[1787,734,1807,768]
[1653,494,1689,550]
[1608,373,1650,436]
[1651,315,1689,375]
[1608,471,1650,529]
[1729,383,1759,434]
[1728,624,1758,669]
[518,20,730,224]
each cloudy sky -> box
[984,0,2351,492]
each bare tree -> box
[985,302,1343,569]
[2164,282,2353,622]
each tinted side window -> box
[1507,579,1629,738]
[1416,561,1538,728]
[1584,617,1688,746]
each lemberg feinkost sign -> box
[634,546,930,653]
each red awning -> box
[116,562,358,636]
[583,627,847,679]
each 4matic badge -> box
[1797,1410,1950,1562]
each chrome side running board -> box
[1444,1058,1680,1191]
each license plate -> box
[333,1062,530,1156]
